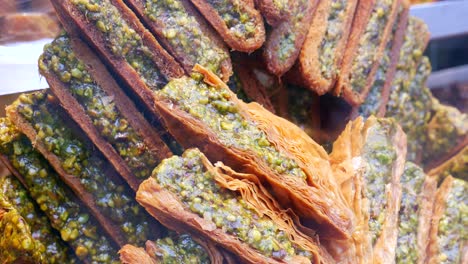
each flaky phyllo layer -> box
[151,66,353,239]
[136,148,326,263]
[329,116,406,262]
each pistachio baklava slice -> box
[151,66,353,239]
[336,0,403,106]
[0,173,76,263]
[39,34,172,191]
[120,233,224,264]
[287,0,358,95]
[427,176,467,264]
[50,0,184,117]
[356,5,408,118]
[137,148,327,263]
[423,99,468,171]
[395,162,437,263]
[124,0,232,81]
[330,117,406,262]
[383,17,430,116]
[6,91,162,247]
[263,0,317,76]
[188,0,265,52]
[0,118,121,263]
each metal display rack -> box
[410,1,468,89]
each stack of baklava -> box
[0,0,466,263]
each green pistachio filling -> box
[39,35,160,180]
[205,0,256,39]
[386,18,426,117]
[12,92,157,245]
[152,149,310,260]
[71,0,167,91]
[423,101,468,165]
[157,77,306,181]
[144,0,229,76]
[395,162,426,263]
[437,178,467,264]
[0,175,75,263]
[275,0,308,63]
[318,0,347,79]
[385,18,431,162]
[397,57,433,162]
[358,9,401,117]
[362,120,397,244]
[349,0,393,93]
[272,0,288,14]
[0,207,44,263]
[147,233,210,264]
[0,118,119,263]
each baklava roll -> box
[382,17,430,117]
[151,65,353,239]
[120,233,224,264]
[330,117,406,262]
[426,176,467,264]
[137,148,327,263]
[287,0,358,95]
[123,0,232,81]
[355,4,409,118]
[39,34,172,191]
[335,0,404,106]
[188,0,265,52]
[263,0,317,76]
[50,0,184,117]
[6,92,162,247]
[0,172,75,263]
[0,118,121,263]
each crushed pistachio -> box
[385,18,432,162]
[152,149,310,260]
[0,118,119,263]
[144,0,229,77]
[318,0,348,79]
[40,34,160,180]
[349,0,393,94]
[0,207,44,263]
[395,162,426,263]
[0,174,75,263]
[146,233,210,263]
[359,8,401,117]
[12,92,158,245]
[205,0,257,39]
[437,178,467,264]
[158,77,307,181]
[362,120,398,244]
[71,0,167,91]
[275,0,309,63]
